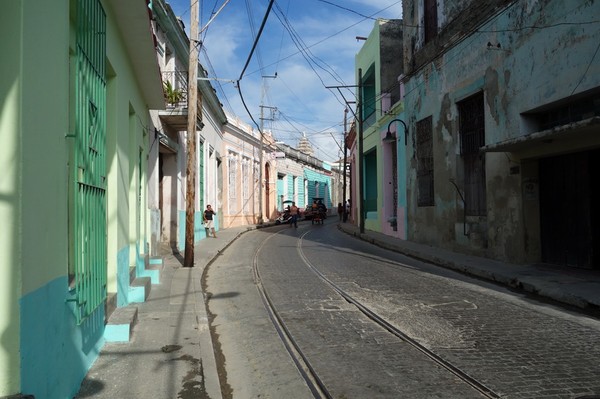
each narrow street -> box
[205,220,600,399]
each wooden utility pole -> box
[258,75,276,224]
[184,0,200,267]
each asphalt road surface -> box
[204,220,600,399]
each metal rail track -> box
[252,225,501,399]
[252,231,332,399]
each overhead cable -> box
[238,0,275,81]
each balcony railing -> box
[162,70,188,108]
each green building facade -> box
[0,0,164,397]
[354,19,406,238]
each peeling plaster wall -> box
[402,0,600,262]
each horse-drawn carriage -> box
[308,197,327,225]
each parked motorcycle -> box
[275,210,293,225]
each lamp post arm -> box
[386,119,408,146]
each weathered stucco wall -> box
[402,0,600,262]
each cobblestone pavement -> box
[259,250,487,398]
[290,224,600,399]
[207,222,600,398]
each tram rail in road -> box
[250,224,501,399]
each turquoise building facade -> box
[273,143,333,214]
[402,0,600,267]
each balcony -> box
[159,70,189,131]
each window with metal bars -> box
[69,0,107,325]
[228,153,237,214]
[292,176,298,203]
[198,140,204,213]
[536,92,600,131]
[254,162,260,210]
[242,158,250,214]
[417,116,434,206]
[362,66,377,129]
[458,92,487,216]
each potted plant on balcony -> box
[163,80,184,105]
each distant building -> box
[273,142,333,214]
[221,113,266,227]
[297,132,315,156]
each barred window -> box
[228,154,237,214]
[292,176,298,203]
[242,158,250,214]
[458,92,486,216]
[198,140,204,212]
[254,162,260,210]
[416,116,434,206]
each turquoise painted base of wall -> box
[20,276,104,398]
[135,242,160,284]
[117,245,146,305]
[178,210,218,250]
[104,323,130,343]
[366,211,378,220]
[139,268,159,284]
[117,244,160,307]
[117,246,130,307]
[149,257,163,265]
[128,286,146,303]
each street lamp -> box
[383,120,405,234]
[384,119,408,145]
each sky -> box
[167,0,402,162]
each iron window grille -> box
[458,92,487,216]
[417,116,434,207]
[69,0,107,325]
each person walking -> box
[344,199,350,222]
[289,202,299,228]
[337,202,343,221]
[203,204,217,238]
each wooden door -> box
[539,150,599,269]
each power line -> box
[244,0,266,73]
[200,46,235,114]
[318,0,376,20]
[238,0,274,81]
[272,3,346,85]
[245,2,400,78]
[236,0,276,139]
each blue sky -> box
[167,0,402,161]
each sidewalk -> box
[77,221,600,398]
[76,225,255,399]
[338,222,600,312]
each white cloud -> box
[169,0,402,161]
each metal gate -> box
[71,0,107,324]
